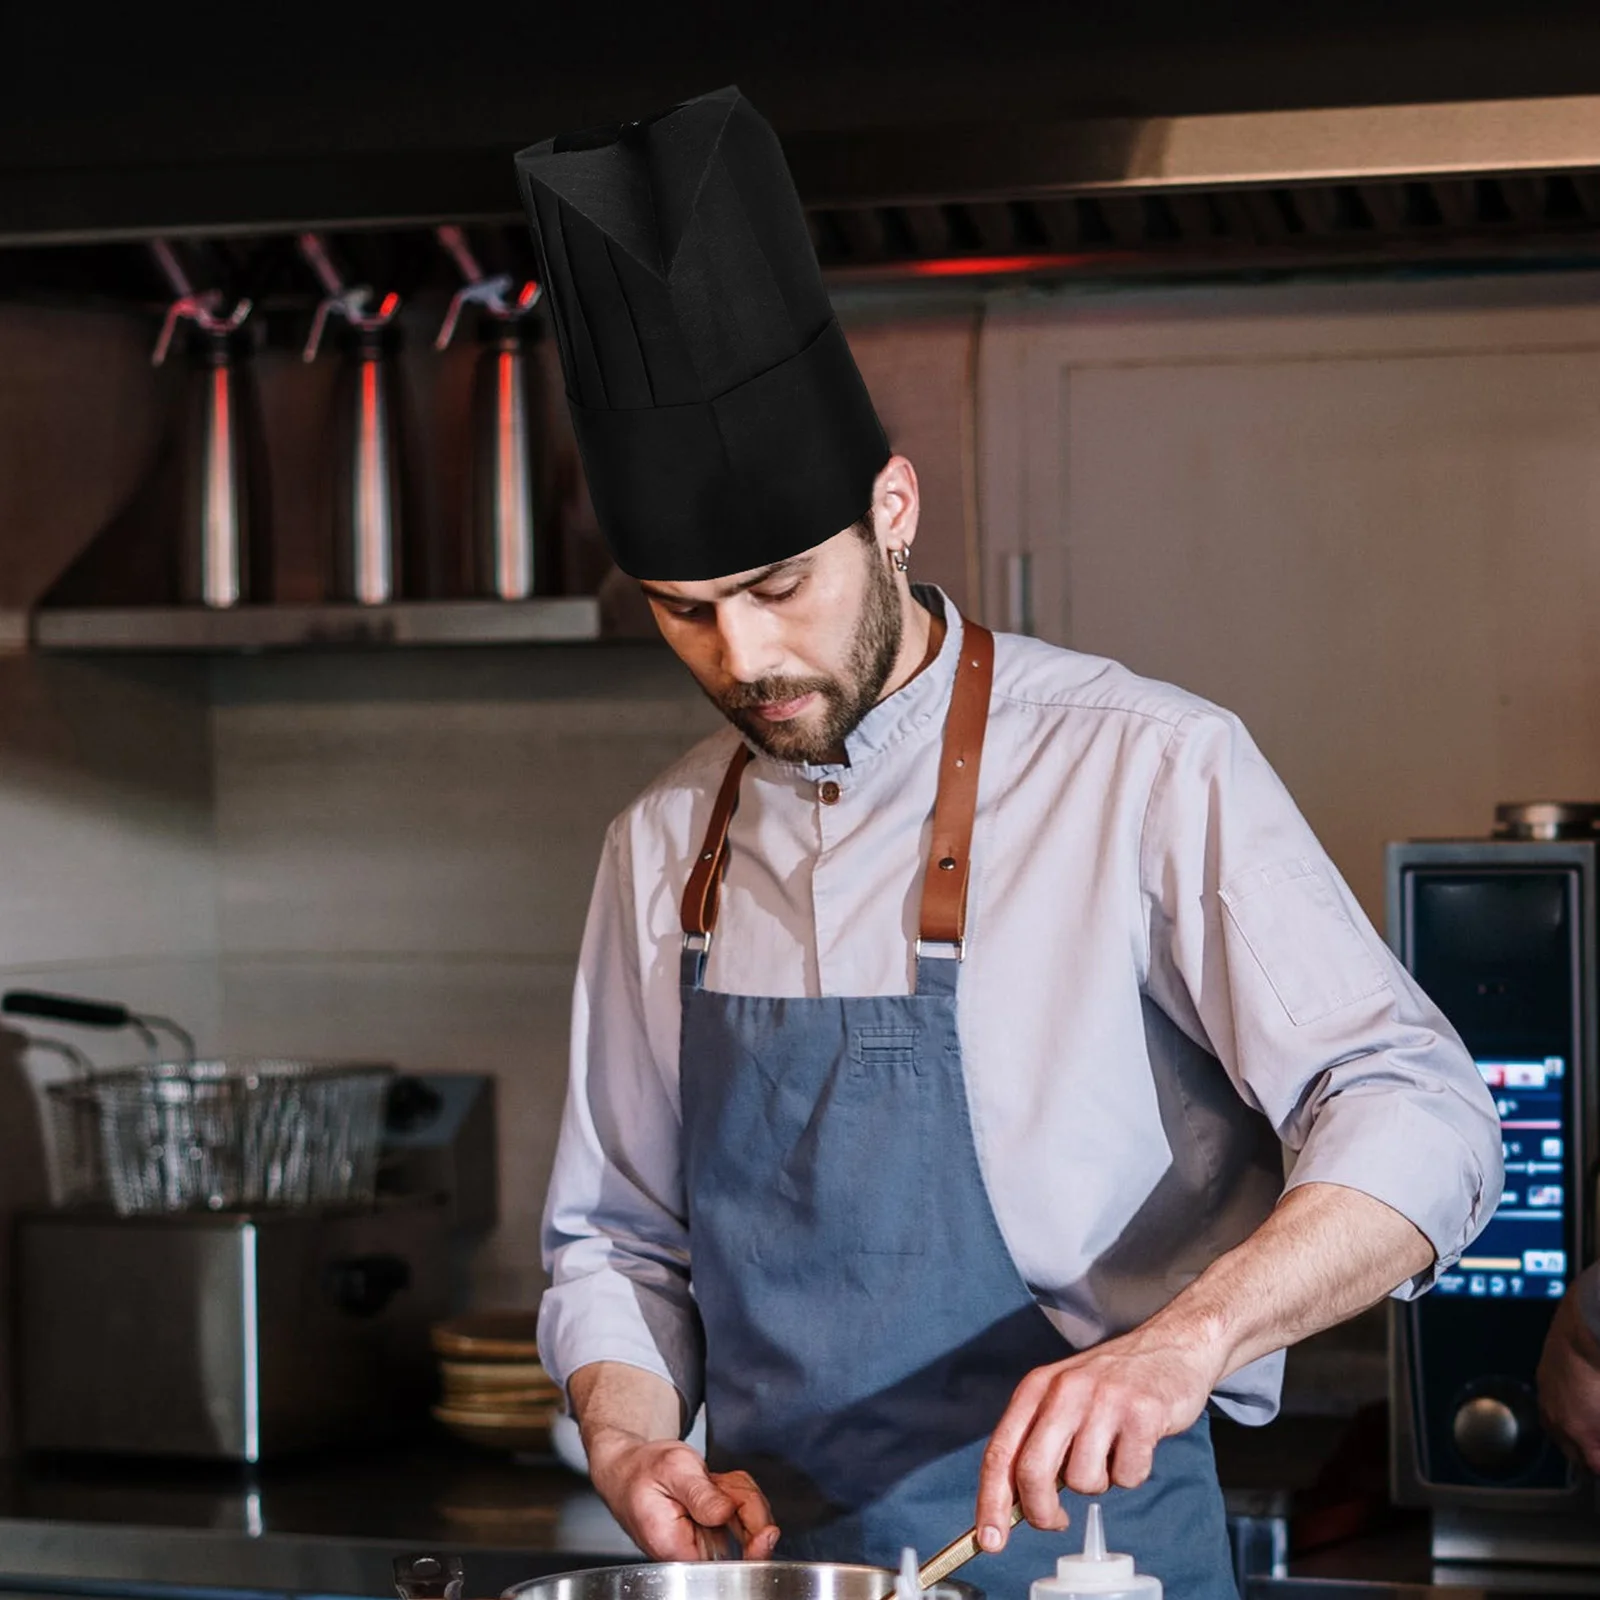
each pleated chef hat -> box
[515,85,889,581]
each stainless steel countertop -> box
[1248,1522,1600,1597]
[0,1442,637,1597]
[0,1422,1591,1600]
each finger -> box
[1107,1411,1159,1491]
[714,1470,781,1554]
[633,1495,712,1562]
[745,1524,782,1560]
[977,1373,1051,1550]
[1014,1390,1077,1530]
[692,1521,738,1560]
[671,1467,739,1531]
[1060,1404,1118,1497]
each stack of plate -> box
[431,1312,562,1452]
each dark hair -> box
[851,512,876,545]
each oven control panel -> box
[1434,1055,1569,1305]
[1387,846,1592,1508]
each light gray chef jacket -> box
[540,590,1503,1423]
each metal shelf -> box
[31,597,602,653]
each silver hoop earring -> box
[891,546,911,573]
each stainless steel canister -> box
[468,320,542,600]
[331,323,408,605]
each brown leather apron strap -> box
[681,616,996,952]
[681,742,754,940]
[918,621,994,952]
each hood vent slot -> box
[6,96,1600,290]
[805,169,1600,278]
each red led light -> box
[904,253,1101,278]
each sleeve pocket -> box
[1219,857,1390,1026]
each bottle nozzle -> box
[1034,1501,1154,1599]
[1083,1503,1107,1563]
[895,1548,922,1600]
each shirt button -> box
[818,780,841,805]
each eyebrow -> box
[638,556,811,605]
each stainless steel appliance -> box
[8,988,499,1463]
[18,1198,449,1461]
[3,989,394,1214]
[1387,803,1600,1560]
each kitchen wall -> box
[10,271,1595,1441]
[978,268,1600,920]
[206,645,718,1302]
[0,295,985,1341]
[202,295,983,1302]
[0,652,217,1451]
[0,307,219,1451]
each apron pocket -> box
[851,1027,919,1076]
[843,1028,928,1255]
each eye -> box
[754,580,804,605]
[655,599,710,621]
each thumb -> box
[676,1471,737,1526]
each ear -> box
[871,456,920,552]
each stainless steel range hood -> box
[783,94,1600,279]
[6,94,1600,289]
[791,95,1600,202]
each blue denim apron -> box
[677,621,1236,1600]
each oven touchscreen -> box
[1434,1055,1570,1301]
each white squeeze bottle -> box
[1029,1504,1162,1600]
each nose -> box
[716,603,783,685]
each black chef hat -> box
[516,85,889,581]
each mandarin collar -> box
[749,585,963,777]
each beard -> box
[710,543,904,763]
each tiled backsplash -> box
[0,645,723,1299]
[0,294,983,1341]
[0,282,1429,1456]
[0,649,218,1452]
[210,644,723,1300]
[0,640,725,1450]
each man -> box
[1538,1265,1600,1473]
[517,88,1503,1600]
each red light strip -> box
[904,253,1102,278]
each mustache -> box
[717,676,836,711]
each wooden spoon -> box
[888,1501,1028,1594]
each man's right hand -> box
[586,1430,780,1561]
[568,1361,779,1561]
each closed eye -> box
[753,580,804,605]
[645,568,808,619]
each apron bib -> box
[677,620,1236,1599]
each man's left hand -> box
[974,1323,1222,1548]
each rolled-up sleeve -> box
[538,819,705,1419]
[1141,708,1504,1295]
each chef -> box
[1538,1264,1600,1472]
[516,87,1503,1600]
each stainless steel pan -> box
[393,1556,979,1600]
[499,1565,979,1600]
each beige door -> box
[977,274,1600,915]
